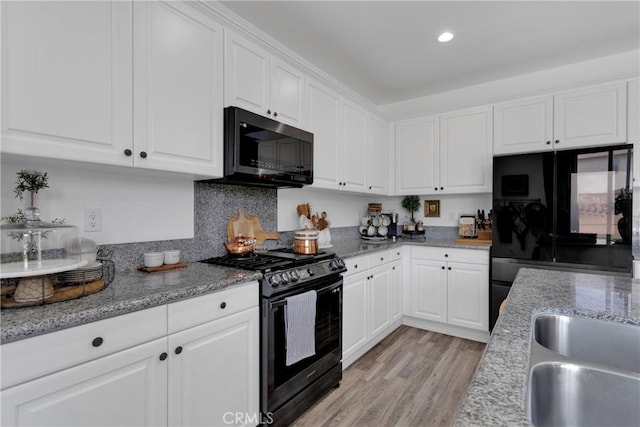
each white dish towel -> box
[285,290,317,366]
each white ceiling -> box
[219,1,640,106]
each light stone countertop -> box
[1,263,262,344]
[328,236,490,259]
[455,268,640,426]
[1,236,488,344]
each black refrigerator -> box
[490,144,633,330]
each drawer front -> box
[1,305,167,389]
[447,248,489,264]
[369,250,394,268]
[343,255,370,277]
[168,281,258,334]
[411,246,488,264]
[389,247,403,262]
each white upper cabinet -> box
[1,1,225,177]
[225,31,304,127]
[493,95,554,155]
[395,115,439,195]
[494,81,628,155]
[439,106,493,194]
[1,1,133,165]
[629,79,639,184]
[340,98,367,192]
[133,1,224,176]
[305,79,369,193]
[306,78,342,189]
[367,113,391,195]
[554,81,627,150]
[395,106,492,195]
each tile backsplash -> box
[100,182,461,271]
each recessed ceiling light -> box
[438,31,454,43]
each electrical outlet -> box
[84,209,102,232]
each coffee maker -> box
[384,212,402,239]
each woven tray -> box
[1,280,106,308]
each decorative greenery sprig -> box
[14,170,49,207]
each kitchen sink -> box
[526,313,640,427]
[533,313,640,373]
[528,362,640,427]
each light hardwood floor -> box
[292,326,486,427]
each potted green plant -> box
[401,195,421,227]
[9,169,50,225]
[615,187,632,243]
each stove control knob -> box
[337,259,345,268]
[289,270,300,282]
[329,260,339,271]
[281,272,290,284]
[307,268,315,277]
[270,274,282,287]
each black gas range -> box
[201,248,346,426]
[200,249,346,297]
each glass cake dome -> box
[0,207,87,279]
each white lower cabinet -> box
[1,307,169,427]
[1,282,260,427]
[1,337,168,427]
[168,308,259,427]
[409,247,489,339]
[343,268,369,362]
[342,249,403,368]
[167,282,259,427]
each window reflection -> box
[571,149,632,244]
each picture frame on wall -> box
[425,200,440,217]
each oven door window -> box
[271,278,341,389]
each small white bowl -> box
[143,252,164,267]
[163,250,181,265]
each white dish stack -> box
[359,203,391,241]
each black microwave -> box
[213,106,313,188]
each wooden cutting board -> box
[455,238,492,246]
[229,209,254,238]
[227,211,280,244]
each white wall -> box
[1,157,194,245]
[277,187,492,231]
[380,50,640,119]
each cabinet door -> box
[494,95,553,155]
[1,1,132,165]
[168,307,259,427]
[270,56,305,126]
[410,258,447,323]
[439,106,493,194]
[628,79,639,184]
[133,1,224,177]
[342,271,368,360]
[341,99,368,192]
[1,338,167,427]
[390,260,402,322]
[306,78,341,189]
[395,115,439,194]
[553,81,627,150]
[367,113,391,195]
[369,264,392,338]
[224,30,270,115]
[447,261,489,331]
